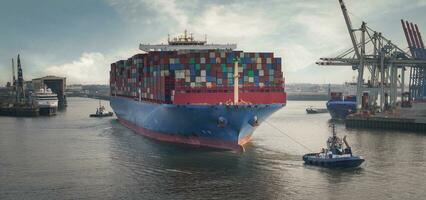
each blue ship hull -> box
[326,100,356,120]
[110,96,284,152]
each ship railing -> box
[174,86,285,93]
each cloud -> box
[43,52,110,85]
[280,43,316,72]
[2,0,424,85]
[189,4,278,41]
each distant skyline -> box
[1,0,425,85]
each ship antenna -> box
[184,29,187,41]
[168,34,170,43]
[331,123,336,136]
[205,34,207,43]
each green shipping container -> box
[248,70,254,77]
[221,64,227,72]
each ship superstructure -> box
[31,88,58,115]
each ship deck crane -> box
[317,0,426,112]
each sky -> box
[0,0,425,85]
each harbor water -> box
[0,98,425,199]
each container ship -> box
[326,82,357,120]
[109,31,286,152]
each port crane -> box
[317,0,426,112]
[401,20,426,100]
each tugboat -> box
[90,100,113,118]
[303,124,364,168]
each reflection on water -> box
[0,98,425,199]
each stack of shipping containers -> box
[110,50,285,104]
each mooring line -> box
[265,120,315,152]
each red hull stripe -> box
[173,92,286,105]
[117,117,251,152]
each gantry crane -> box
[317,0,426,112]
[401,20,426,100]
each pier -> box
[0,104,39,117]
[346,115,426,132]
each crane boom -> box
[338,0,361,59]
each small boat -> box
[90,100,114,118]
[306,106,328,114]
[90,112,113,117]
[303,124,364,168]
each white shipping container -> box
[259,70,264,76]
[201,70,206,76]
[220,52,225,58]
[200,57,206,64]
[201,76,206,82]
[267,58,272,64]
[249,77,254,82]
[209,52,215,58]
[185,77,190,83]
[206,82,212,88]
[257,58,262,64]
[190,82,196,87]
[238,67,243,73]
[170,58,175,64]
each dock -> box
[346,115,426,132]
[346,102,426,132]
[0,103,39,117]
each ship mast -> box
[233,58,239,104]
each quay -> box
[346,115,426,132]
[0,103,39,117]
[346,102,426,132]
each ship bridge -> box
[139,30,237,52]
